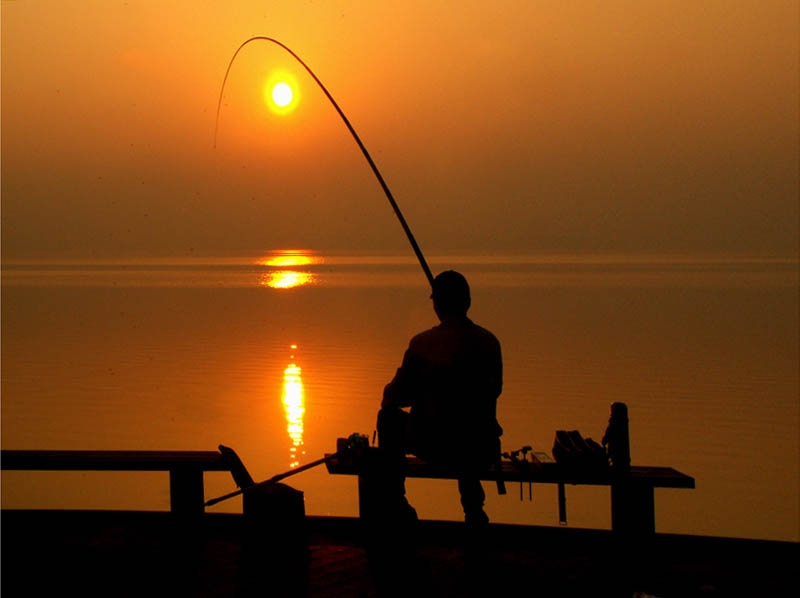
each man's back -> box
[386,317,502,461]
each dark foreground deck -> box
[1,510,795,597]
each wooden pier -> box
[1,447,795,596]
[1,510,796,597]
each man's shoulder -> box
[467,319,501,348]
[408,325,441,347]
[410,318,500,347]
[466,318,497,336]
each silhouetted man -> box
[377,270,503,527]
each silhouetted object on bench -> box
[552,429,608,473]
[551,428,608,524]
[603,401,631,474]
[502,446,534,501]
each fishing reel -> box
[502,445,534,464]
[335,433,370,466]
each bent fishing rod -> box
[214,36,435,288]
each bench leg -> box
[169,467,205,515]
[357,474,368,519]
[611,482,655,535]
[557,483,567,525]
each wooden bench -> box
[325,451,695,534]
[0,449,239,515]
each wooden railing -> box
[0,449,239,515]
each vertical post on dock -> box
[605,402,655,535]
[241,482,310,597]
[169,466,206,514]
[611,481,655,535]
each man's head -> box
[431,270,471,320]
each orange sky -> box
[1,1,797,258]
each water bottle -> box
[604,402,631,474]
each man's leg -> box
[457,477,488,526]
[457,444,497,527]
[368,409,422,595]
[375,407,417,521]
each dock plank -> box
[325,453,695,488]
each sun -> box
[272,82,293,107]
[265,72,300,115]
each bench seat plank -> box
[326,450,694,534]
[325,453,695,489]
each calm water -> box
[2,252,798,541]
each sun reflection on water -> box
[282,344,306,468]
[261,271,315,289]
[258,250,321,289]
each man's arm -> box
[382,346,418,409]
[492,339,503,400]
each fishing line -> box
[214,36,435,288]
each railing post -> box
[169,467,205,514]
